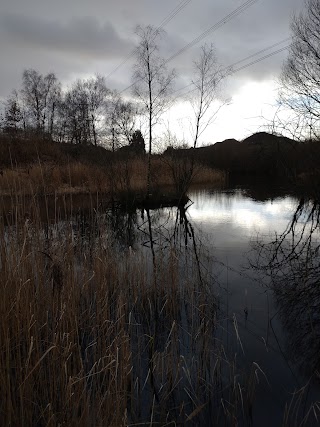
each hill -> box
[242,131,297,146]
[199,132,301,176]
[165,131,317,180]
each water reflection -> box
[189,189,297,233]
[185,188,320,425]
[250,198,320,375]
[3,188,320,425]
[63,190,320,384]
[55,203,220,423]
[107,204,220,424]
[107,206,139,249]
[103,190,320,383]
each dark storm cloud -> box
[0,12,133,59]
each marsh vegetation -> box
[1,185,320,426]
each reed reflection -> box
[102,202,221,424]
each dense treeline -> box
[1,69,142,150]
[1,66,319,190]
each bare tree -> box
[279,0,320,140]
[114,100,140,146]
[61,81,89,144]
[160,129,192,195]
[189,44,227,149]
[61,76,109,145]
[21,69,61,135]
[106,91,140,151]
[174,44,227,195]
[84,75,110,146]
[132,25,176,195]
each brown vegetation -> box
[0,190,245,426]
[167,132,320,190]
[0,134,224,198]
[0,161,317,426]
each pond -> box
[111,184,320,426]
[2,183,320,426]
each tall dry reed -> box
[1,190,317,426]
[0,156,225,198]
[0,191,223,426]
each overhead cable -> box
[172,37,291,96]
[105,0,192,81]
[120,0,259,94]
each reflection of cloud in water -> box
[188,191,298,234]
[232,208,268,231]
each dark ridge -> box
[215,138,240,145]
[242,131,297,146]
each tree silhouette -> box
[130,130,145,155]
[132,25,175,196]
[2,91,23,135]
[21,69,61,135]
[279,0,320,139]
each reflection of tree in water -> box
[52,201,281,424]
[137,203,206,286]
[106,206,139,249]
[251,198,320,374]
[118,203,220,424]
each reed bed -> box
[0,157,225,197]
[1,191,318,426]
[0,192,224,426]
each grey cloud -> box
[163,0,302,84]
[0,13,134,59]
[0,0,306,116]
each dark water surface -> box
[186,188,320,426]
[127,185,320,426]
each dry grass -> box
[0,134,225,198]
[1,188,278,426]
[0,191,222,426]
[0,156,225,198]
[0,162,109,196]
[151,157,225,189]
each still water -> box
[187,188,320,425]
[6,185,318,425]
[120,185,320,426]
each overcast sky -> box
[0,0,304,144]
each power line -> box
[174,42,291,101]
[226,37,291,71]
[105,52,136,81]
[232,44,290,73]
[105,0,192,82]
[165,0,259,65]
[156,0,192,30]
[120,0,259,94]
[172,37,291,97]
